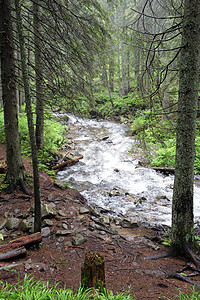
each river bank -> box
[0,143,196,299]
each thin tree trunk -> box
[33,0,44,150]
[14,0,41,233]
[0,0,24,190]
[171,0,200,255]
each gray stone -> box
[64,241,72,247]
[55,216,61,221]
[72,233,87,246]
[57,237,64,243]
[156,193,167,200]
[90,208,101,217]
[41,204,56,219]
[62,223,69,230]
[79,207,89,214]
[121,217,139,228]
[0,229,8,239]
[41,227,51,237]
[114,217,123,225]
[54,180,68,189]
[56,230,73,236]
[58,210,67,217]
[103,216,110,225]
[42,219,54,227]
[5,218,20,230]
[21,220,33,232]
[0,219,7,230]
[14,209,20,215]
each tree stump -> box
[81,251,106,292]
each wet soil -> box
[0,144,199,299]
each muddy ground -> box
[0,144,199,299]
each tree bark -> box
[0,247,26,261]
[0,232,42,253]
[33,0,44,150]
[0,0,24,190]
[14,0,41,233]
[171,0,200,255]
[81,251,106,292]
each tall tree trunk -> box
[14,0,41,233]
[121,29,127,97]
[0,0,24,190]
[33,0,44,150]
[171,0,200,255]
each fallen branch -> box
[0,232,42,253]
[0,246,26,261]
[151,167,175,174]
[52,155,83,170]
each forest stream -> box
[57,114,200,227]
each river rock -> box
[90,207,101,217]
[0,229,8,239]
[79,207,90,214]
[62,223,69,230]
[5,217,20,230]
[42,219,54,227]
[121,217,139,228]
[57,237,65,243]
[58,209,67,217]
[72,233,87,246]
[56,229,73,236]
[0,219,6,230]
[21,220,33,232]
[156,193,167,200]
[103,216,110,225]
[41,204,56,219]
[41,227,51,237]
[54,179,68,189]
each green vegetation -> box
[173,288,200,299]
[0,108,68,175]
[0,275,133,300]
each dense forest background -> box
[1,0,196,172]
[0,0,200,257]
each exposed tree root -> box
[167,272,200,289]
[18,178,32,195]
[145,245,200,287]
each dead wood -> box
[52,155,83,170]
[168,272,200,289]
[0,232,42,253]
[0,246,26,261]
[151,167,175,174]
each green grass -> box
[172,288,200,299]
[0,275,134,300]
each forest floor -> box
[0,144,199,299]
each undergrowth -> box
[0,275,134,300]
[0,108,68,175]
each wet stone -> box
[56,230,73,236]
[41,204,56,219]
[58,237,65,243]
[62,223,69,230]
[41,227,51,237]
[0,229,8,239]
[0,219,6,230]
[58,210,67,217]
[5,217,21,230]
[72,233,87,246]
[21,220,32,232]
[79,207,90,214]
[42,219,54,227]
[90,208,101,217]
